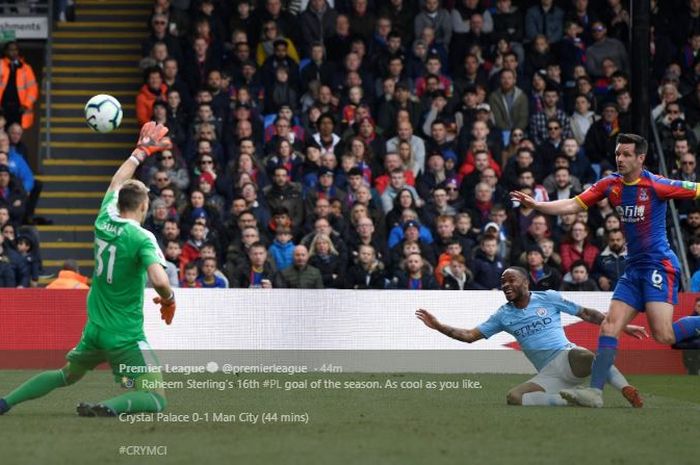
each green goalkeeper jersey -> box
[86,190,166,339]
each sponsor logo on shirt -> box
[513,317,553,338]
[616,205,645,223]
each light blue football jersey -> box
[477,290,581,371]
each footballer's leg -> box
[510,353,570,406]
[1,324,100,415]
[647,302,682,345]
[566,347,642,408]
[80,340,167,417]
[1,362,88,415]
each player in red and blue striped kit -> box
[511,133,700,407]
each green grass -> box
[0,371,698,465]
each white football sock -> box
[521,392,568,406]
[606,365,629,391]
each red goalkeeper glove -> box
[131,121,172,164]
[153,293,176,325]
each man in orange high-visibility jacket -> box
[46,260,90,289]
[0,42,39,130]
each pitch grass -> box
[0,371,698,465]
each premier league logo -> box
[536,308,548,317]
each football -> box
[84,94,123,133]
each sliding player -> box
[0,122,176,417]
[510,133,700,407]
[416,267,646,407]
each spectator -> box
[488,69,529,132]
[183,36,221,94]
[559,220,599,273]
[7,123,28,159]
[441,254,481,290]
[547,166,582,202]
[0,42,38,129]
[584,102,626,167]
[180,222,206,275]
[387,214,434,252]
[180,262,201,288]
[136,67,168,127]
[585,21,629,78]
[300,0,338,54]
[525,0,564,44]
[414,0,452,48]
[381,167,423,214]
[529,87,572,146]
[308,232,343,288]
[257,21,300,68]
[274,244,324,288]
[143,14,184,66]
[393,252,439,289]
[592,228,627,292]
[268,226,295,271]
[345,243,386,289]
[471,234,505,290]
[15,235,37,287]
[386,120,426,177]
[0,164,26,225]
[560,260,599,291]
[197,257,227,288]
[45,260,89,290]
[264,167,305,231]
[526,245,561,291]
[229,241,276,288]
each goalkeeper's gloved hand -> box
[153,293,176,325]
[131,121,172,164]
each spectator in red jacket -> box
[559,220,600,273]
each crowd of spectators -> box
[0,41,46,288]
[132,0,700,291]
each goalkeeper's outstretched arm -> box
[148,263,176,325]
[107,122,171,193]
[416,309,484,343]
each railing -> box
[650,113,691,290]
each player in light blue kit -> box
[416,267,647,407]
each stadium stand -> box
[6,0,700,290]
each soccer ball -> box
[84,94,123,133]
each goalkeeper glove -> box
[131,121,172,164]
[153,292,176,325]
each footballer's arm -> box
[148,263,176,325]
[416,309,484,343]
[577,307,649,339]
[510,191,583,215]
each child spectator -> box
[15,235,37,287]
[268,226,295,270]
[197,257,227,288]
[472,235,505,290]
[164,240,182,268]
[180,222,206,276]
[441,254,482,290]
[560,260,599,291]
[199,242,229,287]
[180,262,201,288]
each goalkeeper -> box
[0,122,176,417]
